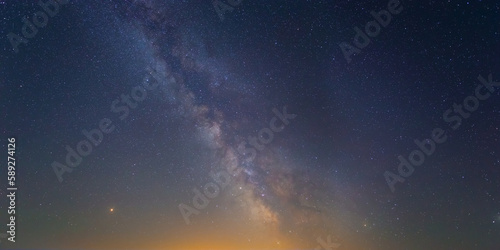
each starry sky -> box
[0,0,499,249]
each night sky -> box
[0,0,499,249]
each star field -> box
[0,0,499,249]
